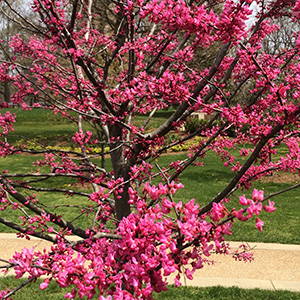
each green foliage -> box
[183,118,250,138]
[166,133,180,144]
[170,136,206,152]
[15,138,110,154]
[225,123,251,138]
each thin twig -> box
[2,277,36,299]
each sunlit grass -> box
[1,108,300,244]
[1,148,300,243]
[155,152,300,244]
[154,285,300,300]
[1,277,300,300]
[4,107,175,144]
[4,108,78,144]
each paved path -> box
[168,241,300,292]
[1,234,300,292]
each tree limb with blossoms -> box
[1,0,300,299]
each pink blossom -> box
[256,218,264,232]
[40,278,50,290]
[185,268,194,280]
[239,195,250,206]
[252,189,264,202]
[247,200,262,216]
[202,243,213,257]
[233,209,249,222]
[264,200,277,213]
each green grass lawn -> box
[3,107,175,145]
[0,154,94,233]
[1,108,300,244]
[154,152,300,244]
[155,285,300,300]
[0,277,300,300]
[1,151,299,244]
[3,108,78,145]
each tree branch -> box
[200,122,285,215]
[0,178,88,239]
[146,42,231,140]
[0,217,57,243]
[2,277,36,300]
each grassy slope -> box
[4,108,78,144]
[3,107,174,144]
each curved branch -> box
[0,178,88,239]
[1,0,47,36]
[10,183,91,197]
[0,216,57,243]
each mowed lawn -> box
[0,277,300,300]
[154,153,300,244]
[0,108,300,244]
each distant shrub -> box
[170,136,203,152]
[16,138,109,154]
[185,118,207,134]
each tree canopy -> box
[1,0,300,299]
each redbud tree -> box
[0,0,300,299]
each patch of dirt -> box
[260,172,300,183]
[69,182,94,191]
[16,151,42,156]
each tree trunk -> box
[4,80,10,103]
[109,124,131,220]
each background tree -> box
[0,0,19,105]
[0,0,300,299]
[0,0,42,106]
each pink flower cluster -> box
[4,183,266,299]
[233,189,276,231]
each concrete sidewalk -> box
[1,234,300,292]
[168,241,300,292]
